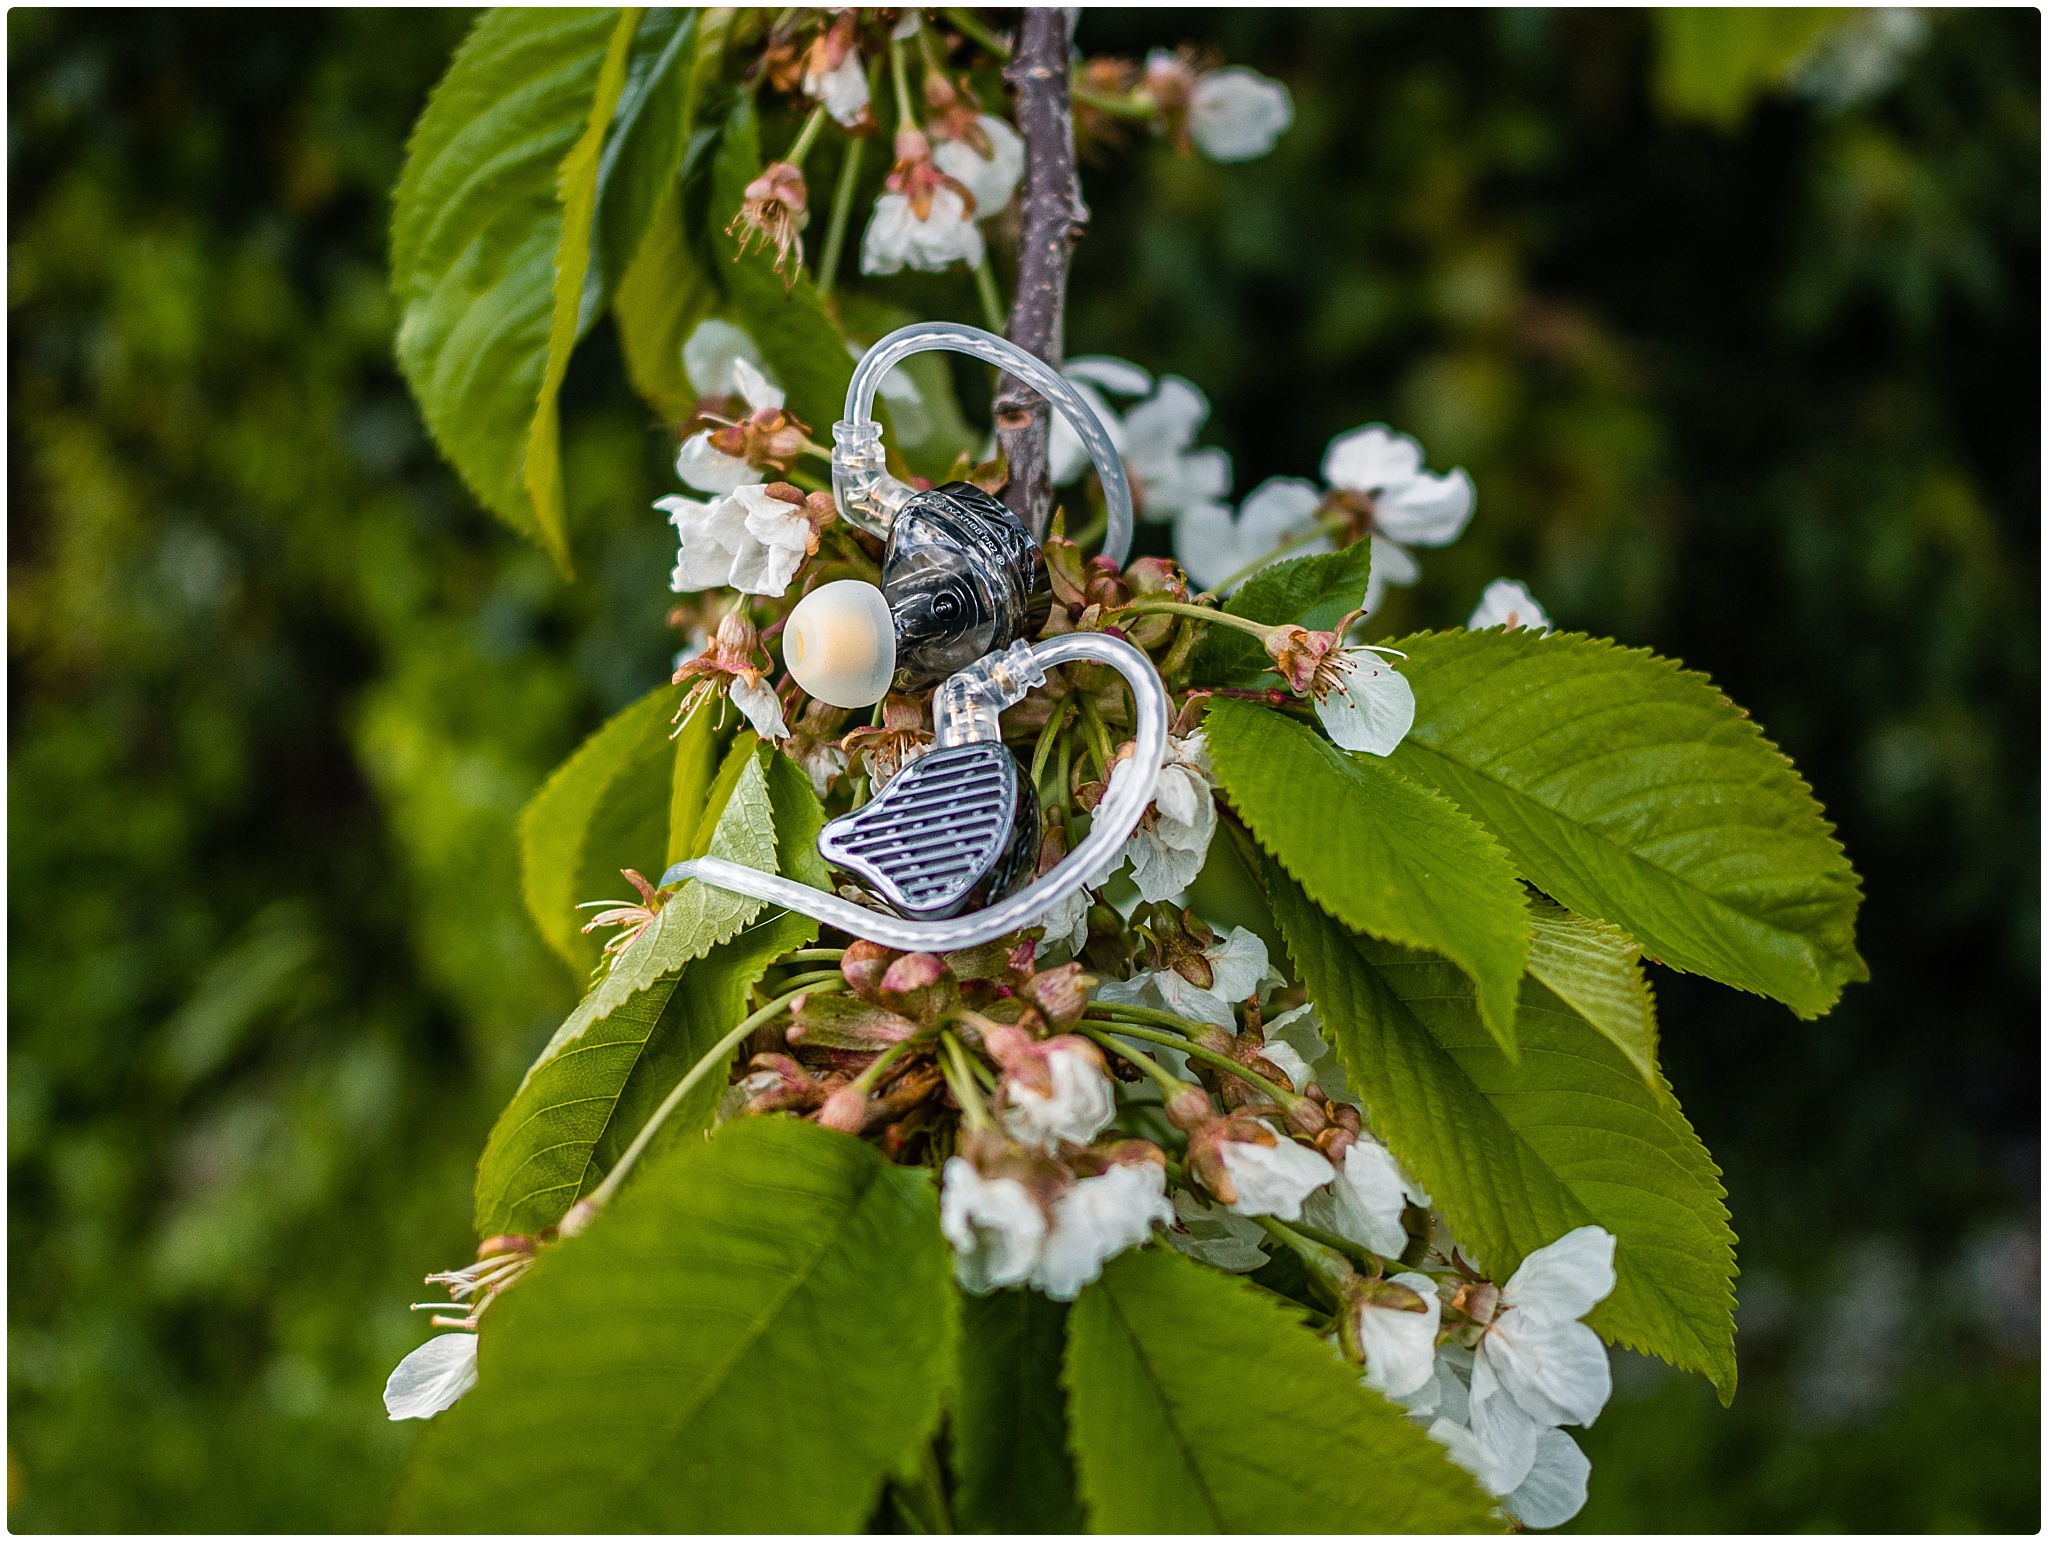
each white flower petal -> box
[1322,424,1423,494]
[931,115,1024,218]
[1188,67,1294,162]
[1315,653,1416,756]
[867,186,985,272]
[383,1333,479,1421]
[1063,355,1153,397]
[1303,1139,1414,1259]
[1484,1313,1613,1428]
[662,492,748,593]
[1467,1349,1542,1494]
[1503,1226,1618,1324]
[676,432,763,496]
[1262,1003,1353,1104]
[1030,1163,1173,1299]
[1355,1271,1443,1397]
[730,354,785,412]
[1205,926,1277,1006]
[1123,378,1233,520]
[1374,467,1475,547]
[805,49,871,127]
[1151,969,1237,1030]
[940,1158,1046,1292]
[728,676,789,741]
[1237,475,1326,547]
[1168,1189,1271,1272]
[1220,1125,1334,1220]
[1504,1428,1592,1531]
[1467,578,1552,634]
[682,318,769,399]
[1260,1037,1315,1093]
[1172,502,1252,592]
[1048,376,1127,487]
[1002,1047,1118,1152]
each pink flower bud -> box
[816,1085,870,1134]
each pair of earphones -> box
[661,323,1168,953]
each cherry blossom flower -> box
[662,481,834,599]
[785,699,849,796]
[383,1333,478,1421]
[1166,1188,1271,1272]
[840,693,932,790]
[1143,50,1294,164]
[1186,1116,1334,1219]
[927,88,1024,221]
[1349,1271,1443,1398]
[1048,356,1150,486]
[940,1156,1046,1292]
[673,609,789,741]
[1266,617,1416,756]
[1178,425,1472,611]
[1123,729,1218,904]
[1304,1137,1429,1260]
[1468,578,1551,633]
[1122,378,1234,523]
[1030,1159,1174,1299]
[683,318,773,400]
[1094,923,1279,1030]
[862,128,983,275]
[673,356,808,496]
[801,13,871,129]
[995,1035,1118,1152]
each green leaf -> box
[1207,697,1530,1055]
[399,1119,957,1531]
[475,749,776,1238]
[1526,893,1664,1097]
[708,93,855,439]
[1652,8,1847,127]
[1385,629,1866,1018]
[1191,541,1373,689]
[1269,861,1739,1402]
[664,691,725,866]
[589,749,827,1179]
[951,1290,1085,1534]
[391,9,625,563]
[521,7,640,572]
[1064,1247,1499,1533]
[615,181,719,422]
[518,681,680,973]
[586,9,697,325]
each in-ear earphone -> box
[663,323,1166,951]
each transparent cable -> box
[832,321,1134,567]
[661,632,1167,951]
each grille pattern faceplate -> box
[818,744,1032,921]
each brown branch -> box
[995,6,1087,541]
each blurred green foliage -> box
[8,6,2036,1532]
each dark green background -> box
[9,8,2037,1531]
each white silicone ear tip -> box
[784,580,897,709]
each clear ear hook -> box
[662,631,1167,952]
[832,321,1135,567]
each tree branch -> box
[995,6,1087,541]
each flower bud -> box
[841,939,895,1003]
[879,951,958,1022]
[816,1084,870,1134]
[1449,1279,1500,1327]
[1020,960,1093,1031]
[1164,1083,1218,1131]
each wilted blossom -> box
[1143,49,1294,163]
[383,1333,478,1421]
[577,868,666,969]
[1123,729,1218,904]
[673,608,789,741]
[1467,578,1551,633]
[1094,923,1278,1031]
[939,1141,1171,1300]
[801,12,871,129]
[1266,616,1416,757]
[785,698,849,796]
[862,128,983,275]
[726,160,810,286]
[840,693,933,789]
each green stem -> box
[890,31,917,129]
[817,116,866,296]
[1290,1218,1385,1274]
[1208,514,1351,596]
[973,254,1006,333]
[565,979,847,1233]
[1086,1016,1301,1108]
[1108,598,1278,642]
[1253,1215,1357,1308]
[849,1032,924,1096]
[1071,84,1157,121]
[1074,691,1113,781]
[944,7,1012,58]
[1078,1023,1197,1097]
[786,102,829,168]
[939,1029,991,1129]
[783,948,846,964]
[1030,696,1077,798]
